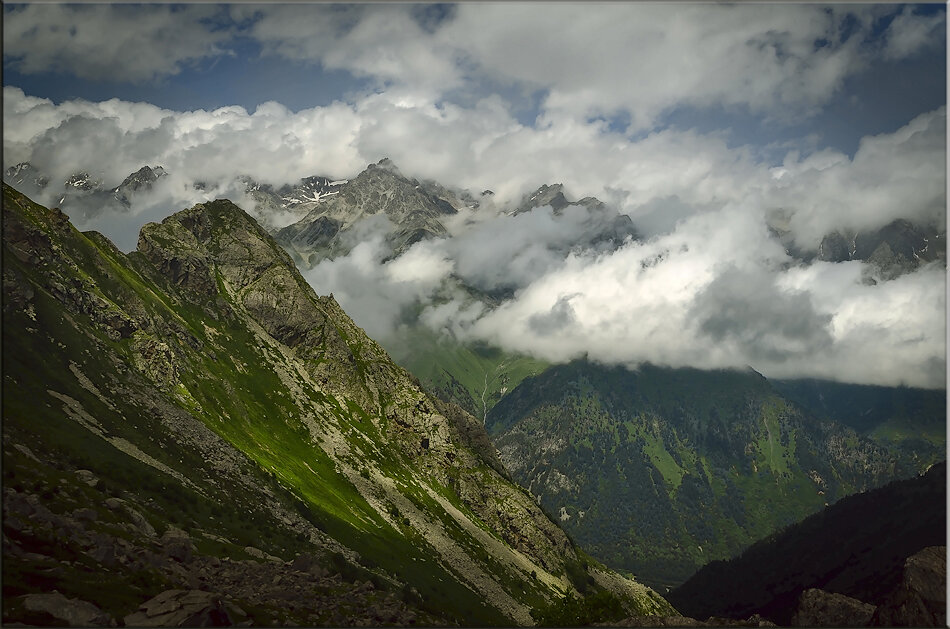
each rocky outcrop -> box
[513,183,572,215]
[162,526,195,563]
[871,546,946,627]
[790,589,875,627]
[137,216,217,298]
[20,591,114,626]
[123,589,248,627]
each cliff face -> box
[1,183,671,625]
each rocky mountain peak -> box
[514,183,570,215]
[275,159,457,266]
[65,171,102,191]
[4,161,49,194]
[367,156,402,175]
[113,165,167,205]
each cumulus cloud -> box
[1,4,944,390]
[453,207,945,389]
[4,3,942,133]
[883,6,947,61]
[690,266,835,364]
[302,216,455,344]
[227,4,941,131]
[3,4,232,82]
[243,4,462,101]
[291,172,944,390]
[770,107,947,247]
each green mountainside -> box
[770,378,945,466]
[668,461,946,624]
[1,183,671,626]
[391,325,550,423]
[485,360,929,592]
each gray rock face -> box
[818,231,853,262]
[790,588,875,627]
[21,591,113,626]
[512,183,571,215]
[871,546,946,627]
[112,165,165,206]
[241,174,349,230]
[809,219,943,280]
[4,162,49,199]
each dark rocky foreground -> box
[785,546,946,627]
[3,465,436,627]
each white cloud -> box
[5,4,942,135]
[772,107,947,247]
[245,4,461,101]
[883,6,947,61]
[3,4,232,82]
[456,205,945,389]
[427,4,884,129]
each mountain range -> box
[4,162,167,223]
[2,156,946,626]
[2,182,671,625]
[484,360,932,591]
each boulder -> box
[21,591,113,626]
[790,589,875,627]
[123,505,157,537]
[89,539,118,567]
[74,469,100,487]
[163,536,194,564]
[290,552,329,577]
[243,546,280,562]
[871,546,946,627]
[73,507,98,521]
[12,444,41,462]
[124,589,248,627]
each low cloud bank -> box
[306,200,946,390]
[3,87,945,388]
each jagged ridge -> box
[1,183,671,625]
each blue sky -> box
[4,3,945,159]
[2,3,947,387]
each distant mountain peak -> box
[368,156,402,176]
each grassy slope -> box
[0,186,506,624]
